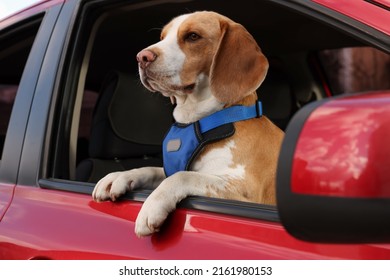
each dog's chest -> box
[162,121,235,177]
[191,139,246,178]
[163,102,262,178]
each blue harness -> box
[162,101,262,176]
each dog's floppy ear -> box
[210,21,269,105]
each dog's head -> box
[137,11,268,106]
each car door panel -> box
[1,184,390,259]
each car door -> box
[0,1,64,216]
[0,0,63,258]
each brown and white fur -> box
[92,11,284,237]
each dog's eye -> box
[186,32,201,42]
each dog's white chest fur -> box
[192,139,246,179]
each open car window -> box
[45,0,390,220]
[319,47,390,95]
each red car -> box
[0,0,389,259]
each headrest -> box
[89,71,173,159]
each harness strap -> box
[163,101,263,177]
[199,101,262,133]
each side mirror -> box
[277,92,390,243]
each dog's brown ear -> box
[210,21,268,105]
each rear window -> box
[319,47,390,95]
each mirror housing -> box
[277,92,390,243]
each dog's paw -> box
[135,194,173,237]
[92,171,134,202]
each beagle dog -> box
[92,11,284,237]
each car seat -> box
[76,71,174,182]
[258,57,324,130]
[258,62,295,130]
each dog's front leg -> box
[135,171,225,237]
[92,167,165,202]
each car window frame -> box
[0,5,63,184]
[281,0,390,53]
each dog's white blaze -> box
[192,139,245,179]
[150,14,190,85]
